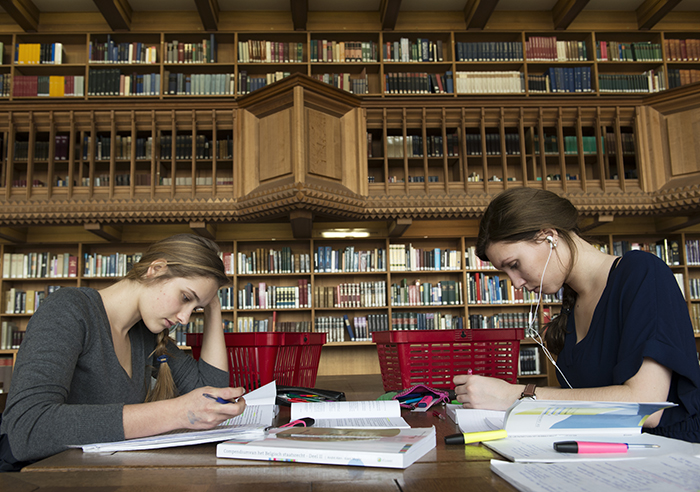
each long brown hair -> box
[476,188,580,355]
[124,234,229,402]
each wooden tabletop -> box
[2,375,518,491]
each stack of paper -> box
[78,381,278,453]
[290,399,410,428]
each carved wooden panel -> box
[666,108,700,177]
[259,108,293,182]
[306,107,341,181]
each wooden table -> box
[2,375,518,491]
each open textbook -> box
[448,399,693,462]
[217,426,436,469]
[290,399,410,428]
[77,381,278,453]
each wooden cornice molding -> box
[637,0,682,30]
[464,0,499,30]
[93,0,132,31]
[194,0,219,31]
[0,227,26,243]
[0,186,698,227]
[552,0,590,30]
[0,0,39,32]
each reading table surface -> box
[2,375,518,491]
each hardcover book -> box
[217,426,436,469]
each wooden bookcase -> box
[2,228,699,386]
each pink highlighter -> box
[553,441,659,453]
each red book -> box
[68,255,78,277]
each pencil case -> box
[393,384,449,410]
[276,385,346,406]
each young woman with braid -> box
[453,187,700,442]
[0,234,245,470]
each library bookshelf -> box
[2,227,699,386]
[1,12,700,385]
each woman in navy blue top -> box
[453,187,700,442]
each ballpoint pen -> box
[202,393,238,404]
[553,441,661,454]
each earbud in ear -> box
[546,236,556,248]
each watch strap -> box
[520,383,537,400]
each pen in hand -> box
[203,393,238,404]
[553,441,660,454]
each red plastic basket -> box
[372,328,524,392]
[186,332,327,390]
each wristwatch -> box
[520,384,537,400]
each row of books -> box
[217,287,235,310]
[15,43,63,64]
[3,253,77,279]
[525,37,588,61]
[454,71,524,94]
[389,279,462,307]
[382,38,445,63]
[464,246,494,270]
[310,73,368,94]
[238,280,311,310]
[165,37,217,64]
[518,346,541,376]
[598,70,665,93]
[164,72,235,96]
[83,252,142,278]
[0,74,10,96]
[311,40,378,63]
[158,176,218,186]
[89,37,158,64]
[668,69,700,89]
[315,316,347,343]
[314,246,386,273]
[688,278,700,301]
[4,286,61,315]
[596,41,663,62]
[542,66,593,93]
[604,131,636,155]
[237,40,304,63]
[13,75,84,97]
[467,272,563,305]
[686,239,700,265]
[1,321,22,350]
[388,244,461,271]
[237,248,312,274]
[383,134,453,159]
[234,317,312,334]
[87,69,160,96]
[528,133,602,155]
[390,311,464,331]
[468,312,535,330]
[464,133,521,156]
[665,38,700,62]
[384,71,453,94]
[611,239,681,266]
[314,282,387,309]
[237,70,290,94]
[455,41,523,62]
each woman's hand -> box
[175,386,247,430]
[453,374,523,411]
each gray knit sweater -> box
[0,287,228,461]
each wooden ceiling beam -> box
[380,0,401,31]
[656,214,700,234]
[84,223,122,242]
[194,0,219,32]
[290,210,313,239]
[578,214,614,233]
[189,221,217,240]
[0,227,27,243]
[0,0,39,32]
[388,218,412,237]
[464,0,499,31]
[552,0,590,31]
[290,0,308,31]
[637,0,682,30]
[92,0,132,31]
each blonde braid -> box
[145,330,178,402]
